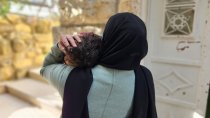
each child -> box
[60,33,102,67]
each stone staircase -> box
[0,68,62,118]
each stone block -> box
[13,53,32,69]
[118,0,132,12]
[35,19,52,33]
[51,20,60,27]
[11,39,26,53]
[24,17,38,33]
[33,33,53,43]
[59,0,116,26]
[15,22,31,33]
[0,66,15,81]
[5,32,16,41]
[6,14,22,24]
[13,52,25,60]
[0,38,12,55]
[118,0,141,16]
[52,26,103,43]
[0,55,13,67]
[0,24,14,34]
[34,54,45,66]
[34,42,52,54]
[15,69,28,79]
[26,50,37,59]
[0,17,9,25]
[16,32,33,44]
[35,48,43,55]
[42,44,52,54]
[0,17,14,34]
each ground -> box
[0,68,62,118]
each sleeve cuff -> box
[51,43,64,60]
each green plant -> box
[0,0,10,16]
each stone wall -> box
[0,14,58,81]
[53,0,142,42]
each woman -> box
[41,12,157,118]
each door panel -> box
[145,0,209,117]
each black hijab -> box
[62,12,157,118]
[99,12,148,70]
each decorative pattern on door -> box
[164,0,196,35]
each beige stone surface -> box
[15,22,31,33]
[5,79,62,116]
[118,0,141,16]
[52,26,103,43]
[0,24,14,34]
[0,55,13,67]
[118,0,133,12]
[41,44,52,54]
[0,17,9,25]
[12,39,27,53]
[6,14,22,24]
[24,17,38,33]
[6,32,16,40]
[59,0,116,26]
[33,33,53,43]
[0,84,5,93]
[35,19,52,33]
[0,17,13,35]
[0,38,12,55]
[0,66,14,81]
[0,93,57,118]
[29,68,48,83]
[35,48,43,55]
[26,50,37,59]
[6,79,58,98]
[15,69,28,79]
[16,32,33,44]
[34,54,45,66]
[13,58,32,70]
[13,52,25,60]
[34,42,52,53]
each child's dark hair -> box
[66,33,102,67]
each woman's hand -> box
[58,34,81,54]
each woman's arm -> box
[42,44,64,67]
[40,34,82,97]
[40,44,74,97]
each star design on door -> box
[164,7,195,35]
[157,71,193,94]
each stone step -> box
[28,68,48,83]
[4,78,62,117]
[0,93,57,118]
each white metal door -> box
[144,0,210,118]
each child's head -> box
[64,33,102,67]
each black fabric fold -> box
[133,66,149,117]
[62,67,93,118]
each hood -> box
[99,12,148,70]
